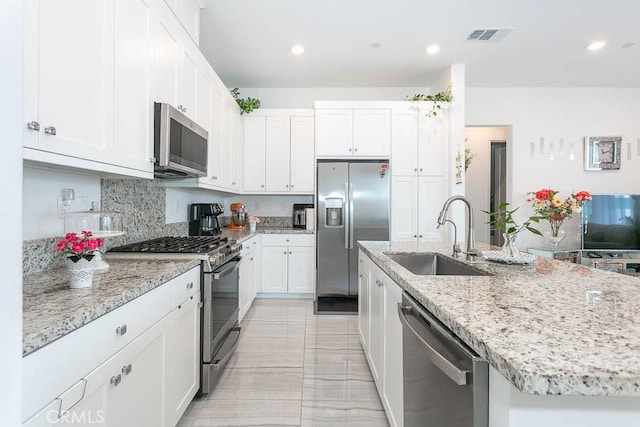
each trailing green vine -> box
[405,84,453,117]
[230,88,261,115]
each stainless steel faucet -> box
[437,195,477,261]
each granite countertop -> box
[221,226,314,243]
[358,240,640,397]
[23,258,200,356]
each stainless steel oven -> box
[201,256,242,394]
[398,291,488,427]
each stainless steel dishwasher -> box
[398,292,488,427]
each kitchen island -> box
[359,241,640,426]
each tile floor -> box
[177,298,389,427]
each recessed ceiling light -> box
[587,41,606,51]
[371,42,381,49]
[426,44,440,55]
[290,44,305,55]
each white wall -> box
[0,0,23,423]
[236,87,429,109]
[23,166,101,240]
[466,87,640,250]
[465,126,509,244]
[165,187,226,223]
[225,195,314,217]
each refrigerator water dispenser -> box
[324,198,343,227]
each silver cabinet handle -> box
[289,251,292,254]
[283,251,287,254]
[149,156,156,163]
[348,147,353,152]
[177,104,185,112]
[250,257,254,261]
[419,234,423,238]
[121,364,132,376]
[376,280,383,287]
[110,374,122,387]
[27,121,40,131]
[413,234,417,238]
[44,126,56,135]
[419,168,423,172]
[177,304,182,310]
[115,324,127,336]
[290,184,294,188]
[354,147,358,152]
[232,182,236,185]
[286,239,289,242]
[187,282,194,289]
[285,184,289,188]
[414,168,418,172]
[261,184,265,188]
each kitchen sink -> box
[384,253,490,276]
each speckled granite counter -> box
[358,241,640,397]
[221,226,314,243]
[23,258,200,356]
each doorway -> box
[464,126,510,245]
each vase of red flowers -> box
[56,231,105,288]
[527,189,592,250]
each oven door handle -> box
[212,259,241,280]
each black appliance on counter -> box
[108,236,242,395]
[189,203,224,236]
[293,203,314,229]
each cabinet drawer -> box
[171,267,200,307]
[240,236,260,257]
[23,280,173,420]
[261,234,314,247]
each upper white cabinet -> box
[114,0,154,173]
[24,0,115,163]
[163,0,202,44]
[315,106,390,157]
[242,110,315,194]
[391,106,448,177]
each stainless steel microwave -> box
[153,102,208,178]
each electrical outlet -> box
[174,199,180,213]
[280,201,287,211]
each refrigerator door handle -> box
[349,183,354,249]
[344,182,350,249]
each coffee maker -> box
[189,203,223,236]
[293,203,314,229]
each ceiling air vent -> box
[467,28,513,42]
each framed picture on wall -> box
[584,136,622,170]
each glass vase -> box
[501,233,520,258]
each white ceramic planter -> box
[66,257,95,288]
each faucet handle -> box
[452,243,462,257]
[464,248,482,257]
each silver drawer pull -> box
[187,282,194,289]
[110,374,122,387]
[27,121,40,131]
[44,126,57,135]
[115,324,127,336]
[121,364,132,376]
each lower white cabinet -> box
[22,267,201,427]
[168,290,200,426]
[239,236,261,321]
[260,234,315,295]
[359,252,404,427]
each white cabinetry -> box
[358,252,404,427]
[260,234,315,295]
[239,236,260,321]
[390,106,448,244]
[163,0,202,44]
[22,267,201,427]
[242,110,315,194]
[23,0,117,168]
[315,106,390,157]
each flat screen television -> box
[582,194,640,252]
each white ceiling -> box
[199,0,640,88]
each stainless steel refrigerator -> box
[316,160,390,313]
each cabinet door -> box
[290,116,315,193]
[315,110,353,156]
[197,72,212,135]
[178,48,199,120]
[383,281,404,427]
[36,0,114,162]
[418,176,446,242]
[287,246,315,294]
[229,106,242,190]
[168,292,200,426]
[358,258,370,353]
[113,0,153,173]
[260,247,288,293]
[265,116,292,192]
[177,0,200,43]
[152,3,180,107]
[239,256,254,321]
[368,268,384,392]
[208,85,226,186]
[353,109,391,156]
[243,116,266,192]
[418,112,448,176]
[391,110,418,176]
[390,176,419,242]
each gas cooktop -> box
[109,236,229,254]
